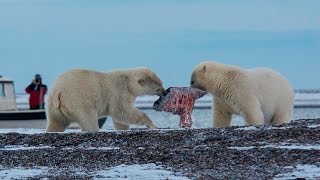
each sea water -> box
[101,108,320,130]
[15,91,320,130]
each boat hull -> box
[0,110,46,120]
[0,110,107,129]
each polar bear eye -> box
[138,79,145,86]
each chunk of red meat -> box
[153,87,206,128]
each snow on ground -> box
[0,128,121,134]
[0,145,120,151]
[82,146,120,151]
[95,164,190,180]
[274,165,320,179]
[229,144,320,151]
[0,167,48,179]
[0,128,79,134]
[235,126,258,131]
[0,164,190,180]
[308,124,320,128]
[262,144,320,150]
[0,145,52,151]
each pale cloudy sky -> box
[0,0,319,91]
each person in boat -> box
[25,74,48,110]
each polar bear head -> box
[126,67,165,97]
[190,61,228,93]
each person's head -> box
[35,74,42,83]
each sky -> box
[0,0,320,92]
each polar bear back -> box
[247,68,294,123]
[48,69,113,118]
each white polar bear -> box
[46,68,165,132]
[191,61,294,127]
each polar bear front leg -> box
[112,119,130,130]
[114,108,157,129]
[130,108,156,129]
[213,100,232,128]
[137,112,157,129]
[243,107,264,126]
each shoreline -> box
[0,119,320,179]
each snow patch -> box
[274,164,320,179]
[0,167,48,179]
[229,144,320,151]
[0,145,52,151]
[0,128,47,134]
[263,144,320,150]
[0,128,118,134]
[268,126,294,130]
[235,126,258,131]
[229,146,256,150]
[95,164,190,180]
[85,147,120,151]
[0,164,189,179]
[308,124,320,128]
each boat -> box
[0,75,47,128]
[0,75,106,129]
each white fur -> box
[191,61,294,127]
[46,68,164,132]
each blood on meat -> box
[153,87,206,128]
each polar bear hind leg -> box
[271,111,291,126]
[46,109,70,132]
[76,111,100,132]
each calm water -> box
[15,92,320,129]
[101,108,320,130]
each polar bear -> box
[46,68,165,132]
[191,61,294,127]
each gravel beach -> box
[1,119,320,179]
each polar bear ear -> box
[202,65,206,72]
[138,79,146,86]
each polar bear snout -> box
[155,87,166,96]
[190,79,206,92]
[190,80,199,89]
[190,73,202,90]
[190,80,195,86]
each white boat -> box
[0,75,106,129]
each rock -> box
[0,119,320,179]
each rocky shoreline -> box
[1,119,320,179]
